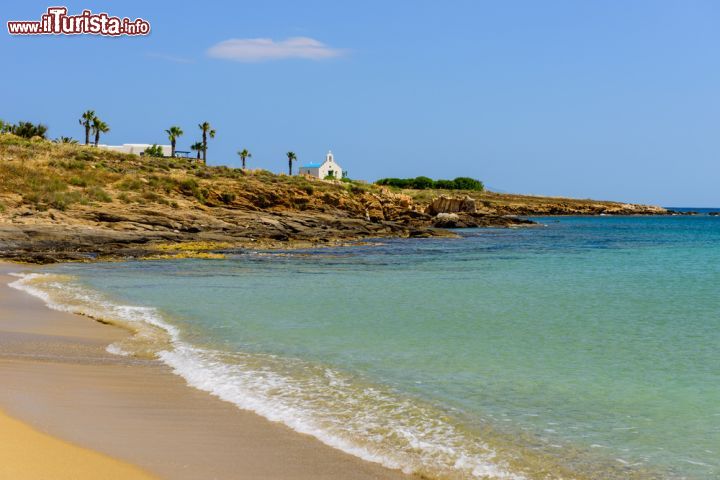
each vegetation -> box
[54,136,78,144]
[237,149,251,169]
[0,121,49,139]
[79,110,95,145]
[0,134,387,213]
[165,126,183,158]
[91,116,110,147]
[376,176,484,191]
[286,151,297,175]
[198,121,216,164]
[143,144,165,157]
[189,142,203,160]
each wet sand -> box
[0,263,414,480]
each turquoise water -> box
[14,216,720,479]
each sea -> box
[9,215,720,479]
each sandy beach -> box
[0,263,413,480]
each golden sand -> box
[0,409,156,480]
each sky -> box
[2,1,719,206]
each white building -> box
[298,151,344,179]
[97,144,172,157]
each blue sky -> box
[2,1,719,206]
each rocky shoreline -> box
[0,202,534,264]
[0,193,666,264]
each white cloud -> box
[206,37,344,62]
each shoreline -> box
[0,213,686,266]
[0,262,415,480]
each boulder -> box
[426,195,476,215]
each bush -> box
[376,176,484,191]
[219,191,236,204]
[9,121,48,139]
[451,177,484,190]
[412,176,434,189]
[143,144,164,157]
[178,178,199,194]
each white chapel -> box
[298,151,344,179]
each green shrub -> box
[376,176,484,191]
[143,144,165,157]
[10,121,48,139]
[450,177,484,190]
[219,192,236,204]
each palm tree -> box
[79,110,95,145]
[198,122,216,164]
[190,142,203,160]
[165,126,184,158]
[54,136,78,144]
[91,117,109,147]
[237,149,252,170]
[286,151,297,175]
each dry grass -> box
[0,135,336,211]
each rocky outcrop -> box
[0,202,458,263]
[432,213,535,229]
[426,195,477,215]
[471,193,667,216]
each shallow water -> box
[11,216,720,479]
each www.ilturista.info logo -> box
[7,7,150,36]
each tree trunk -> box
[202,130,207,164]
[288,159,292,175]
[171,139,176,158]
[84,127,89,145]
[94,131,99,147]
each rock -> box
[433,213,461,228]
[426,195,476,215]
